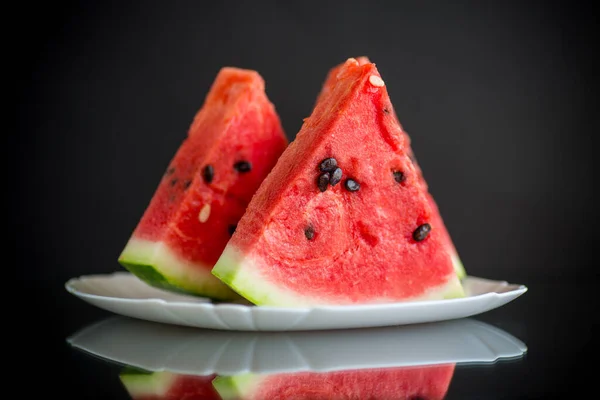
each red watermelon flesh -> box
[119,67,288,300]
[119,370,220,400]
[213,364,455,400]
[321,57,465,279]
[212,59,466,306]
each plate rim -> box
[65,271,528,311]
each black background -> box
[13,1,595,397]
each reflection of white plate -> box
[65,272,527,332]
[67,316,527,375]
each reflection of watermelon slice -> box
[213,365,455,400]
[119,368,221,400]
[320,57,465,279]
[212,58,466,306]
[118,67,288,300]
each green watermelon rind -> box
[119,238,243,302]
[119,370,176,398]
[212,374,262,400]
[212,245,466,307]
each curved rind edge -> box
[119,238,242,301]
[212,374,261,400]
[119,370,175,398]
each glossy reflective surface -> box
[68,316,526,400]
[68,317,526,375]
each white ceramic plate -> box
[68,316,527,375]
[65,272,527,332]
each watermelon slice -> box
[119,67,288,300]
[119,368,220,400]
[213,365,455,400]
[212,58,466,306]
[320,57,465,279]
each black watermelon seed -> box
[305,226,315,240]
[170,178,178,187]
[183,180,192,190]
[228,224,237,236]
[318,172,330,192]
[319,158,338,172]
[202,165,214,183]
[393,171,405,183]
[330,167,343,186]
[234,161,252,173]
[383,107,390,114]
[345,179,360,192]
[165,167,175,177]
[413,223,431,242]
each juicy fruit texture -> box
[322,56,465,279]
[212,59,466,306]
[119,368,220,400]
[213,365,456,400]
[119,67,288,300]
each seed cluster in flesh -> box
[313,156,432,243]
[316,157,357,193]
[309,157,366,240]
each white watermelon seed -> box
[198,204,211,223]
[369,75,385,87]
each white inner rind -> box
[120,371,176,397]
[212,245,466,307]
[452,252,467,279]
[119,237,233,296]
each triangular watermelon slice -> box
[320,57,466,279]
[118,67,288,300]
[212,58,465,306]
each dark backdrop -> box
[13,0,594,390]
